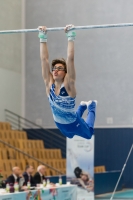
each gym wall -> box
[25,0,133,127]
[0,0,22,121]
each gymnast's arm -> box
[39,26,53,95]
[64,26,76,97]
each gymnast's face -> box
[52,63,66,81]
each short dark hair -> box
[51,58,67,73]
[74,167,82,178]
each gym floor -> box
[95,189,133,199]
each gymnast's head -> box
[51,58,67,81]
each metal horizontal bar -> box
[1,23,133,34]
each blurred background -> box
[1,0,133,198]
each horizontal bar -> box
[1,22,133,34]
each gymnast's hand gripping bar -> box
[1,22,133,34]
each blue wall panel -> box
[95,128,133,188]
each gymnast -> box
[38,24,97,139]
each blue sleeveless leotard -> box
[48,84,94,139]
